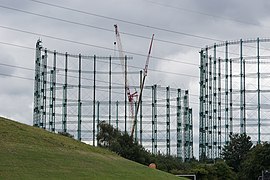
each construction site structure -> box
[114,24,138,134]
[200,38,270,160]
[33,40,193,161]
[131,33,154,138]
[114,24,155,138]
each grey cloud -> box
[193,0,270,25]
[0,53,16,78]
[1,0,270,157]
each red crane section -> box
[114,24,137,125]
[131,34,154,138]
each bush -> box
[58,131,74,138]
[96,121,236,180]
[221,133,252,172]
[239,143,270,179]
[96,121,184,171]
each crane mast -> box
[131,34,154,138]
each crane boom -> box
[114,24,137,126]
[114,25,125,74]
[131,34,154,138]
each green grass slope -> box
[0,117,183,180]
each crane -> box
[114,24,137,126]
[131,34,154,138]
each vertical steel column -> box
[33,40,42,127]
[40,55,45,128]
[124,56,127,133]
[240,39,244,134]
[41,49,48,129]
[152,85,154,154]
[229,59,233,135]
[176,89,182,159]
[217,57,222,156]
[93,55,96,146]
[208,55,213,159]
[199,50,205,160]
[225,42,229,145]
[204,47,209,158]
[184,90,189,161]
[154,85,157,155]
[45,51,48,129]
[139,70,143,145]
[152,84,157,154]
[135,102,138,142]
[257,38,261,144]
[52,51,56,132]
[213,45,217,158]
[166,86,170,156]
[49,70,53,131]
[189,108,193,160]
[116,101,119,131]
[243,58,246,133]
[77,54,82,141]
[203,53,207,159]
[97,101,100,143]
[109,56,112,125]
[62,52,68,132]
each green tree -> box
[96,121,120,147]
[239,143,270,179]
[213,161,236,180]
[96,121,188,172]
[170,160,236,180]
[221,133,252,172]
[96,121,152,165]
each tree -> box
[96,121,120,147]
[221,133,252,172]
[171,161,236,180]
[96,121,185,171]
[96,121,151,165]
[239,143,270,179]
[213,161,236,180]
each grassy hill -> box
[0,117,183,179]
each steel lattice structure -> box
[33,40,193,161]
[200,38,270,160]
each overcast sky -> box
[1,0,270,156]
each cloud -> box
[0,92,33,125]
[1,0,270,158]
[0,53,16,78]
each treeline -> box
[222,134,270,179]
[96,121,236,179]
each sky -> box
[1,0,270,157]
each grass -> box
[0,117,184,179]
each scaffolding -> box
[200,38,270,160]
[33,41,193,161]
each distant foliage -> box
[96,122,270,179]
[58,131,74,138]
[97,121,183,170]
[97,121,120,147]
[97,121,152,165]
[171,160,236,180]
[217,133,270,179]
[239,142,270,179]
[96,121,237,179]
[221,133,252,172]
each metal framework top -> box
[201,37,270,51]
[37,44,133,60]
[43,48,133,60]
